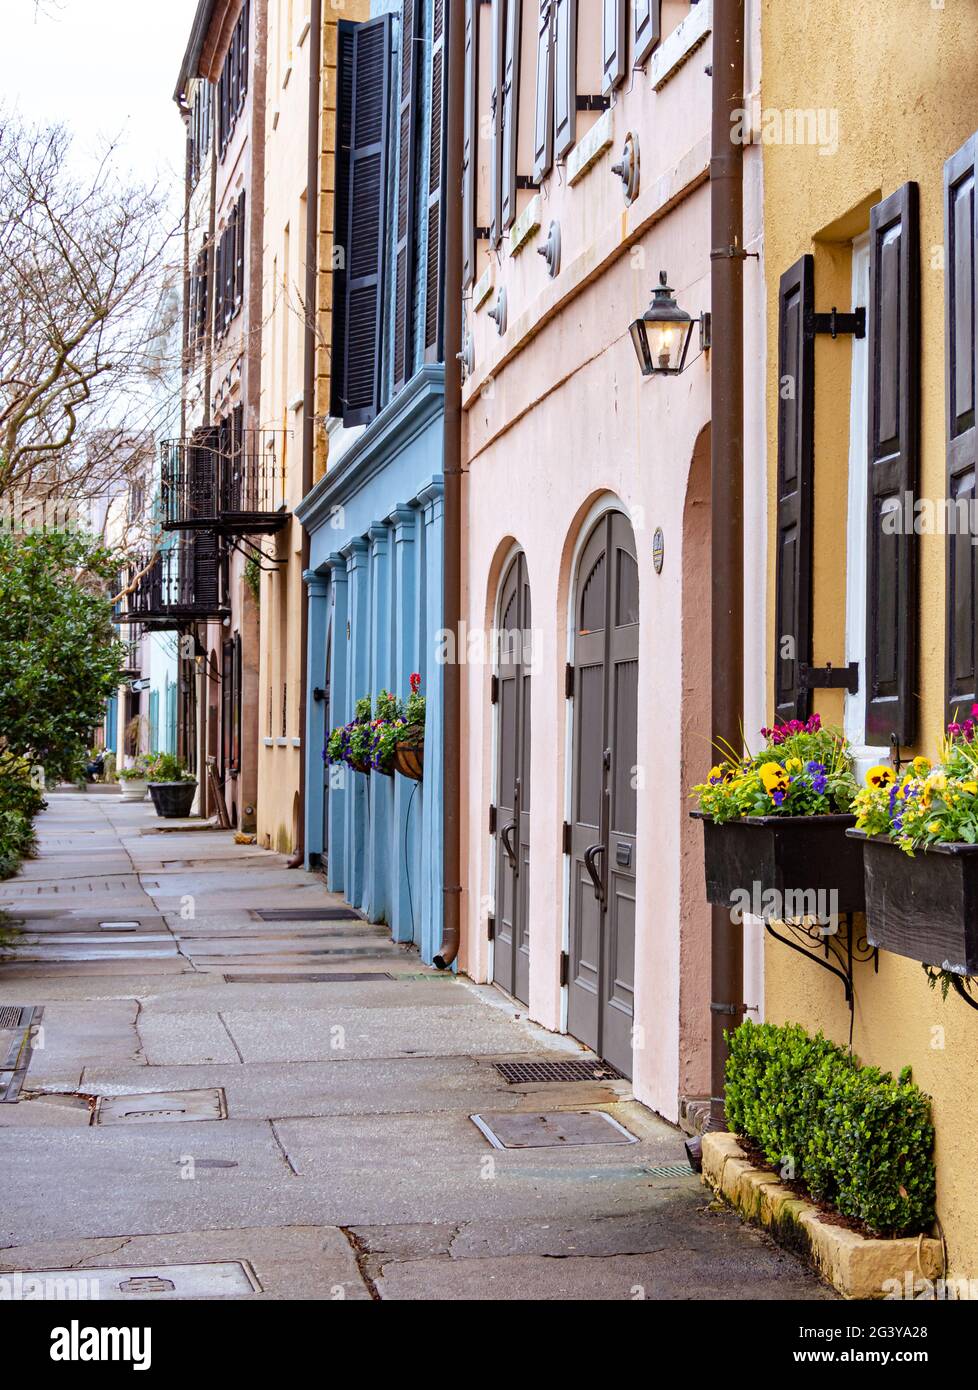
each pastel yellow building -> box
[256,0,367,854]
[762,0,978,1279]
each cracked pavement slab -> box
[0,794,836,1299]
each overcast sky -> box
[3,0,199,192]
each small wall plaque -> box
[652,528,664,574]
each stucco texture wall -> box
[762,0,978,1278]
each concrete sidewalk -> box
[0,792,834,1300]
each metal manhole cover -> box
[10,1261,261,1298]
[645,1163,695,1178]
[493,1059,625,1084]
[470,1111,638,1149]
[255,908,361,922]
[95,1087,227,1125]
[222,972,394,983]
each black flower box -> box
[691,812,865,915]
[846,828,978,974]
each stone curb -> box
[702,1132,943,1300]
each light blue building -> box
[296,0,448,963]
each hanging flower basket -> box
[394,727,424,782]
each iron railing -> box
[160,428,288,534]
[115,534,228,629]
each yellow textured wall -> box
[762,0,978,1279]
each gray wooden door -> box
[567,512,639,1076]
[493,552,531,1004]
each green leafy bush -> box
[0,753,45,879]
[725,1019,936,1236]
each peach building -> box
[457,0,768,1119]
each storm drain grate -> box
[223,971,393,984]
[645,1163,695,1179]
[254,908,360,922]
[0,1005,28,1030]
[493,1059,625,1085]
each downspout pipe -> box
[288,0,322,869]
[434,0,464,968]
[708,0,746,1125]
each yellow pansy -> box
[759,763,788,793]
[866,764,895,789]
[912,756,932,776]
[928,822,941,834]
[963,782,978,795]
[785,757,802,773]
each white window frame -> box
[844,233,889,782]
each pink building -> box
[458,0,767,1120]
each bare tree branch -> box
[0,113,180,510]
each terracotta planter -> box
[149,780,197,818]
[394,729,424,782]
[691,811,865,915]
[848,827,978,974]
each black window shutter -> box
[489,0,506,247]
[602,0,626,94]
[229,29,239,122]
[532,0,554,184]
[866,182,920,747]
[500,0,522,233]
[553,0,577,161]
[423,0,447,362]
[214,235,224,340]
[330,22,356,420]
[393,0,419,392]
[343,14,393,424]
[462,0,478,287]
[235,190,246,311]
[633,0,660,66]
[191,530,221,612]
[945,134,978,726]
[240,0,250,105]
[774,255,815,724]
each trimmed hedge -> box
[0,753,45,879]
[725,1020,936,1237]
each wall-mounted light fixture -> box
[629,271,711,377]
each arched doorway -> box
[492,551,531,1005]
[567,510,639,1076]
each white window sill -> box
[650,0,712,91]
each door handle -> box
[584,842,605,904]
[500,820,518,871]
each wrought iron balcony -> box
[115,534,228,630]
[161,428,289,535]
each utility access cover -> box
[13,1261,260,1299]
[95,1088,227,1125]
[470,1110,638,1149]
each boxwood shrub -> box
[725,1019,936,1237]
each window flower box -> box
[693,810,865,914]
[847,828,978,974]
[690,715,863,916]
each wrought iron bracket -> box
[809,306,866,340]
[798,660,859,693]
[951,976,978,1012]
[763,912,878,1011]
